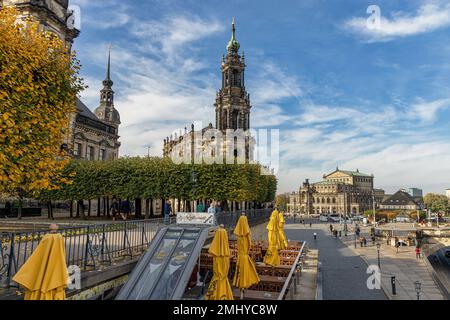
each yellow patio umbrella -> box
[278,211,288,250]
[205,225,233,300]
[12,233,68,300]
[232,215,260,294]
[263,209,281,266]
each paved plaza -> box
[287,220,446,300]
[284,221,387,300]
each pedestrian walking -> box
[339,230,342,237]
[329,224,333,234]
[110,197,119,221]
[309,222,312,228]
[363,237,367,247]
[313,232,317,240]
[415,246,421,259]
[120,198,131,220]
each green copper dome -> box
[226,17,240,53]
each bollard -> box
[391,276,396,295]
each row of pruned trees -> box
[39,157,278,219]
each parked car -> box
[319,215,328,222]
[329,214,340,222]
[339,217,352,224]
[395,215,411,223]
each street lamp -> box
[372,190,376,227]
[376,242,381,269]
[414,281,421,300]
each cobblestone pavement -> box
[284,221,387,300]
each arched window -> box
[232,69,240,86]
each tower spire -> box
[102,45,113,88]
[106,44,112,81]
[226,17,240,53]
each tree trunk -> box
[177,199,181,212]
[76,200,80,218]
[17,196,23,220]
[88,199,91,217]
[106,197,110,217]
[145,199,150,219]
[161,198,165,215]
[97,198,101,217]
[135,198,142,218]
[150,199,154,217]
[47,200,53,219]
[69,200,73,218]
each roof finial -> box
[232,17,236,37]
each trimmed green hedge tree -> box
[40,157,277,204]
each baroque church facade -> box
[2,0,121,160]
[163,19,254,163]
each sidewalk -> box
[336,227,445,300]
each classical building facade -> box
[163,19,254,163]
[3,0,121,160]
[289,168,377,215]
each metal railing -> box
[217,208,271,230]
[0,209,271,288]
[0,220,165,288]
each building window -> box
[74,143,82,157]
[86,146,95,160]
[99,149,106,160]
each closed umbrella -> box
[263,209,281,266]
[12,233,68,300]
[278,211,288,250]
[205,225,233,300]
[232,214,260,297]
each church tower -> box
[94,47,121,128]
[215,18,251,132]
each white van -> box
[319,215,328,222]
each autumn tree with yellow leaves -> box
[0,7,84,219]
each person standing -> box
[164,200,172,224]
[196,201,205,213]
[415,246,421,259]
[208,201,217,226]
[329,224,333,234]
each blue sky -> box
[71,0,450,194]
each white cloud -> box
[344,2,450,42]
[409,98,450,123]
[129,16,224,61]
[276,98,450,194]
